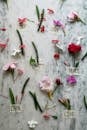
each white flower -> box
[39,76,54,93]
[27,120,38,129]
[11,49,21,56]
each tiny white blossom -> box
[27,120,38,129]
[11,49,21,56]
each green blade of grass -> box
[36,5,40,21]
[84,95,87,110]
[9,88,16,104]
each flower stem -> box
[37,9,44,32]
[16,30,25,56]
[78,18,86,25]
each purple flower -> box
[67,75,77,85]
[53,20,64,29]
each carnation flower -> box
[67,75,77,85]
[39,76,54,93]
[68,43,81,54]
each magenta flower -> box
[67,75,77,85]
[18,18,27,27]
[53,20,64,29]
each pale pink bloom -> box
[0,43,7,49]
[43,113,50,120]
[53,20,64,29]
[18,18,27,27]
[67,11,79,22]
[39,76,54,93]
[17,68,24,75]
[3,62,17,71]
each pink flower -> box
[43,113,50,120]
[53,53,60,60]
[19,44,26,49]
[53,20,64,29]
[3,62,17,71]
[18,18,27,27]
[17,68,24,75]
[0,28,7,31]
[67,11,79,22]
[47,9,54,14]
[67,75,77,85]
[40,25,45,32]
[0,43,7,49]
[67,11,86,24]
[52,40,60,44]
[39,76,54,93]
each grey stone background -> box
[0,0,87,130]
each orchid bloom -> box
[39,76,54,93]
[67,75,77,85]
[67,11,86,25]
[11,49,21,56]
[3,62,17,71]
[28,120,38,129]
[18,18,27,27]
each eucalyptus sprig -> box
[58,98,71,110]
[83,95,87,110]
[29,91,43,113]
[30,41,39,67]
[16,29,25,56]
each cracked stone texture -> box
[0,0,87,130]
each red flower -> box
[40,25,45,32]
[0,28,7,31]
[55,78,62,85]
[52,40,59,44]
[68,43,81,54]
[43,113,50,120]
[53,53,60,60]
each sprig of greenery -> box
[30,42,39,67]
[37,9,45,32]
[36,5,40,21]
[16,29,25,56]
[20,77,30,103]
[29,91,43,113]
[81,52,87,61]
[83,95,87,110]
[58,98,71,110]
[9,88,16,104]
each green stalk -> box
[16,30,25,56]
[9,88,16,104]
[36,5,40,21]
[37,9,44,32]
[84,96,87,110]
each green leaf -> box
[32,41,39,65]
[29,91,38,110]
[81,52,87,61]
[1,0,8,7]
[30,57,37,67]
[83,95,87,110]
[21,77,30,95]
[37,9,45,32]
[16,30,25,56]
[29,91,43,113]
[75,62,79,68]
[51,115,58,120]
[9,88,16,104]
[36,5,40,21]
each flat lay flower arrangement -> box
[0,0,87,130]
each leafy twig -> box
[36,5,40,21]
[37,9,44,32]
[20,77,30,103]
[9,88,16,104]
[29,91,43,113]
[83,95,87,110]
[16,29,25,56]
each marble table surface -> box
[0,0,87,130]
